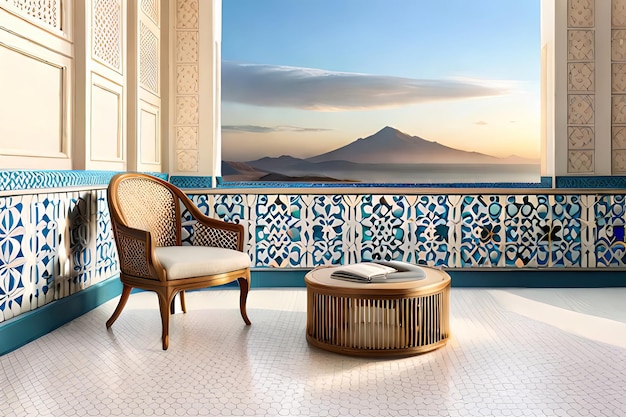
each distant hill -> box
[307,126,536,165]
[221,161,269,181]
[222,126,539,183]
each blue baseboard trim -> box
[446,269,626,287]
[250,269,309,287]
[249,268,626,288]
[0,276,123,356]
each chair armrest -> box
[113,223,165,280]
[179,198,244,251]
[192,219,243,251]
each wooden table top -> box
[305,264,451,296]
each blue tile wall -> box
[192,191,625,271]
[3,169,626,325]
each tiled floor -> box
[2,287,626,417]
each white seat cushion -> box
[154,246,250,280]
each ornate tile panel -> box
[96,189,119,281]
[357,195,415,264]
[594,195,626,266]
[3,176,626,326]
[579,194,598,267]
[0,196,28,321]
[568,0,594,28]
[29,194,61,309]
[549,195,582,267]
[613,0,626,27]
[504,195,551,268]
[568,30,595,60]
[568,95,595,124]
[568,150,595,172]
[413,195,451,267]
[252,195,305,268]
[307,195,345,266]
[460,195,505,267]
[568,126,595,149]
[61,192,97,298]
[568,62,594,91]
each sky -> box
[221,0,540,162]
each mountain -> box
[306,126,531,165]
[222,158,355,182]
[222,126,540,183]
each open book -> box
[330,261,426,283]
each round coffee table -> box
[305,265,450,357]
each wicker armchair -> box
[106,173,251,350]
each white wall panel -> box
[139,101,160,165]
[90,74,123,162]
[0,2,72,169]
[0,45,64,156]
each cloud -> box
[475,121,488,125]
[222,61,511,111]
[222,125,332,134]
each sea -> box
[275,163,542,185]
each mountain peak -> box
[378,126,399,133]
[307,127,501,164]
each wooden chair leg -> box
[179,291,187,313]
[158,292,172,350]
[106,284,132,329]
[237,277,251,325]
[169,291,187,314]
[169,295,176,314]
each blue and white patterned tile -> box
[413,195,451,267]
[549,195,581,267]
[182,194,212,244]
[341,194,364,264]
[356,195,414,263]
[0,196,28,321]
[594,195,626,267]
[95,189,118,282]
[579,194,598,267]
[213,194,247,223]
[251,194,305,267]
[29,193,61,309]
[459,195,505,267]
[59,192,96,297]
[305,194,345,266]
[504,195,551,268]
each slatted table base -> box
[305,267,450,357]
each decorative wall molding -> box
[173,0,200,172]
[139,21,159,94]
[0,170,167,193]
[1,0,62,31]
[567,0,596,174]
[568,126,595,149]
[568,62,594,91]
[140,0,158,25]
[92,0,122,72]
[568,0,594,28]
[614,2,626,173]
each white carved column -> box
[612,0,626,173]
[565,0,596,175]
[551,0,615,177]
[167,0,220,182]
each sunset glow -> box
[221,1,540,163]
